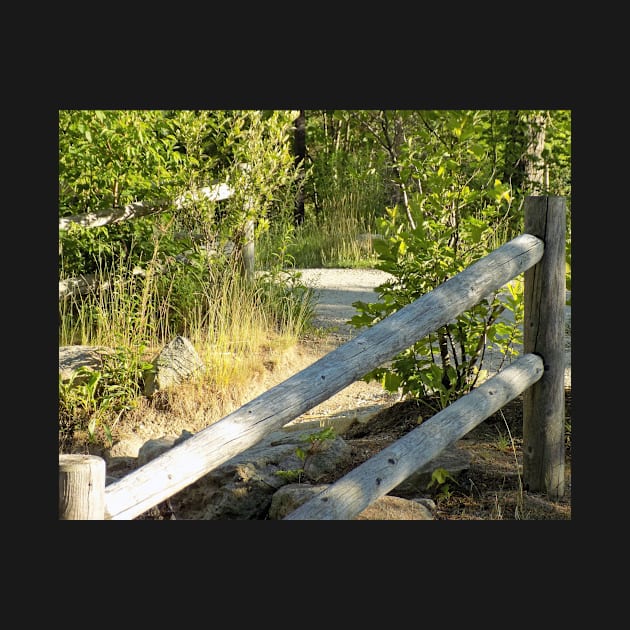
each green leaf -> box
[87,415,97,437]
[427,467,457,489]
[464,217,487,244]
[306,426,335,442]
[468,143,486,158]
[381,371,401,391]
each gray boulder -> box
[59,345,114,384]
[143,336,205,396]
[59,335,205,397]
[124,426,353,520]
[269,483,436,520]
[104,416,472,519]
[137,436,180,467]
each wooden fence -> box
[58,181,254,300]
[59,196,567,519]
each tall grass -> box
[258,155,386,269]
[59,237,316,447]
[60,148,387,447]
[285,206,380,269]
[190,266,315,390]
[60,258,315,354]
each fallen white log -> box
[173,183,234,208]
[59,182,234,232]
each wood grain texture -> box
[523,196,567,498]
[59,454,105,520]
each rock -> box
[189,461,290,520]
[302,436,353,482]
[59,345,115,384]
[59,335,205,395]
[413,497,437,512]
[355,495,434,520]
[110,423,469,519]
[137,436,178,467]
[107,435,145,459]
[105,435,157,481]
[268,483,435,520]
[268,483,328,519]
[143,336,205,396]
[172,427,351,520]
[106,425,357,519]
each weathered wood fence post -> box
[59,454,106,519]
[241,217,255,284]
[522,196,567,499]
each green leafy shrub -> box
[59,346,152,446]
[351,202,524,407]
[349,111,526,408]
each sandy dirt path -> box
[296,268,394,342]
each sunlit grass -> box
[59,241,317,448]
[258,179,384,269]
[60,159,385,449]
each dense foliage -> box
[59,110,306,346]
[298,110,571,406]
[59,110,300,277]
[59,109,571,411]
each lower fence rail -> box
[284,353,544,520]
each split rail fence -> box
[59,196,568,520]
[59,181,254,301]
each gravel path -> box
[296,268,394,342]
